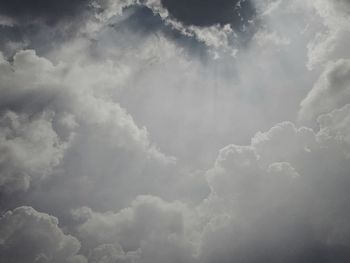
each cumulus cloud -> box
[87,243,138,263]
[0,46,181,214]
[73,196,195,263]
[0,206,86,263]
[307,0,350,69]
[199,112,350,262]
[65,108,350,262]
[0,111,69,193]
[1,0,350,262]
[0,46,172,160]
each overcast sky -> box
[1,0,350,262]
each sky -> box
[0,0,350,262]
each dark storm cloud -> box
[161,0,255,29]
[0,0,90,25]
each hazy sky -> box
[1,1,350,262]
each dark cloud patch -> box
[161,0,255,29]
[118,6,163,35]
[0,0,93,57]
[0,0,90,25]
[111,6,210,57]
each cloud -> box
[0,0,95,57]
[92,1,255,52]
[66,105,350,262]
[317,104,350,157]
[0,47,180,213]
[88,243,138,263]
[307,0,350,69]
[198,111,350,262]
[0,49,72,193]
[73,196,195,263]
[0,206,86,263]
[0,0,254,59]
[0,46,172,162]
[1,0,350,262]
[299,59,350,122]
[0,111,69,193]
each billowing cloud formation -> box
[0,206,86,263]
[74,196,194,263]
[0,46,179,213]
[298,0,350,122]
[68,107,350,262]
[0,0,350,262]
[0,111,68,193]
[199,107,350,262]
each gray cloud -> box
[88,244,138,263]
[1,0,350,262]
[0,111,69,193]
[300,59,350,122]
[67,107,350,262]
[0,47,182,214]
[0,206,86,263]
[198,109,350,262]
[74,195,194,260]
